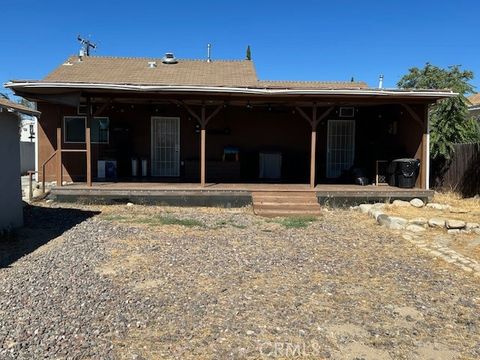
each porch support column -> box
[56,126,62,187]
[296,104,334,189]
[309,106,317,189]
[401,104,428,189]
[180,102,223,187]
[200,106,206,187]
[86,97,92,187]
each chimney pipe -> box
[207,43,212,63]
[378,74,384,89]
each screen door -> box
[326,119,355,178]
[151,117,180,176]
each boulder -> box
[426,203,450,211]
[449,208,470,214]
[392,200,410,207]
[359,204,373,214]
[428,218,446,228]
[406,224,426,233]
[410,198,425,208]
[377,214,390,226]
[369,209,385,221]
[466,222,480,230]
[389,216,408,226]
[445,219,466,229]
[447,229,461,235]
[126,202,134,207]
[32,188,43,198]
[408,217,428,227]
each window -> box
[64,116,109,144]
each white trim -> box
[5,81,457,98]
[63,116,109,144]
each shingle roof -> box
[44,56,258,87]
[467,94,480,106]
[257,80,368,89]
[42,55,367,90]
[0,98,40,116]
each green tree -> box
[246,45,251,61]
[398,63,480,161]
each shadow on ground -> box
[0,204,99,268]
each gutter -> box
[5,81,456,98]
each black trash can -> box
[388,158,420,188]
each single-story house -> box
[468,93,480,122]
[0,98,40,231]
[5,53,454,206]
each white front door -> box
[151,117,180,177]
[326,119,356,178]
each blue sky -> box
[1,0,479,93]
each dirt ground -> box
[94,204,480,359]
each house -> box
[0,98,40,231]
[5,53,454,206]
[468,93,480,122]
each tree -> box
[246,45,251,61]
[398,63,480,161]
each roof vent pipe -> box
[378,74,384,89]
[207,43,212,63]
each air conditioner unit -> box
[339,107,355,118]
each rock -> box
[389,216,408,226]
[369,209,385,221]
[449,208,470,214]
[359,204,373,214]
[466,222,480,230]
[126,202,134,207]
[392,200,410,207]
[246,330,255,336]
[426,203,450,211]
[428,218,446,228]
[45,199,53,204]
[410,198,424,208]
[406,224,426,233]
[447,229,461,235]
[474,228,480,235]
[32,189,43,198]
[408,218,428,227]
[377,214,390,226]
[445,219,466,229]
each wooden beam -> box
[56,127,62,187]
[180,101,202,122]
[86,97,92,187]
[401,104,423,127]
[421,104,429,189]
[313,106,335,128]
[205,104,223,124]
[295,106,313,127]
[93,98,113,117]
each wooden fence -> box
[434,143,480,197]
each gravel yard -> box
[1,203,479,359]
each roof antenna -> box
[77,35,97,57]
[378,74,384,89]
[207,43,212,63]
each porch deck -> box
[50,182,434,207]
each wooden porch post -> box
[86,97,92,187]
[200,106,206,187]
[56,127,62,187]
[296,104,334,189]
[421,104,429,189]
[309,106,317,189]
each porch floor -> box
[50,182,434,207]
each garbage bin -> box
[131,158,138,177]
[141,158,148,177]
[388,158,420,188]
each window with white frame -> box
[64,116,109,143]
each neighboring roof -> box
[0,98,40,116]
[44,56,258,87]
[467,93,480,107]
